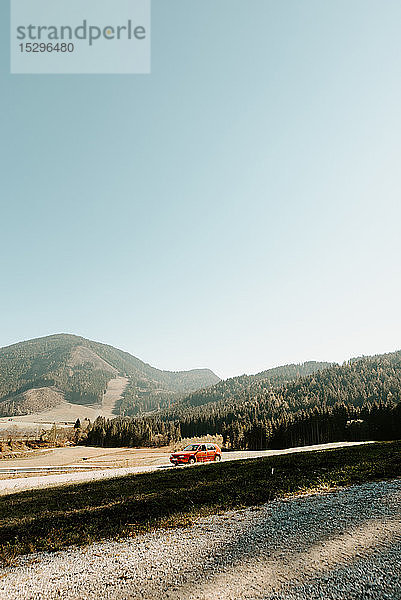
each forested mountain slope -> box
[158,350,401,447]
[115,361,331,417]
[172,361,333,411]
[0,334,220,417]
[86,350,401,449]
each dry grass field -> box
[0,376,128,431]
[0,445,170,470]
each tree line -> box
[84,351,401,450]
[86,415,181,447]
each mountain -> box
[170,361,334,412]
[150,350,401,448]
[0,334,220,417]
[116,361,332,418]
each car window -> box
[206,444,215,450]
[200,445,206,451]
[183,444,200,451]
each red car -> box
[170,443,222,466]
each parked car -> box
[170,442,222,465]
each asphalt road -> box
[0,441,374,496]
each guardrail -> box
[0,465,109,474]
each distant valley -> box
[1,334,401,453]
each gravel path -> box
[1,478,400,600]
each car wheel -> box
[215,454,221,462]
[188,457,196,465]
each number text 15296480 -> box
[19,43,75,53]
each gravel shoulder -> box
[1,478,400,600]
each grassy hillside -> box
[0,387,66,418]
[0,334,219,417]
[1,441,400,564]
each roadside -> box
[1,477,400,599]
[0,441,374,495]
[0,441,400,563]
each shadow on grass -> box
[1,441,400,564]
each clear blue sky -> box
[1,0,401,379]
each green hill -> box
[0,334,220,417]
